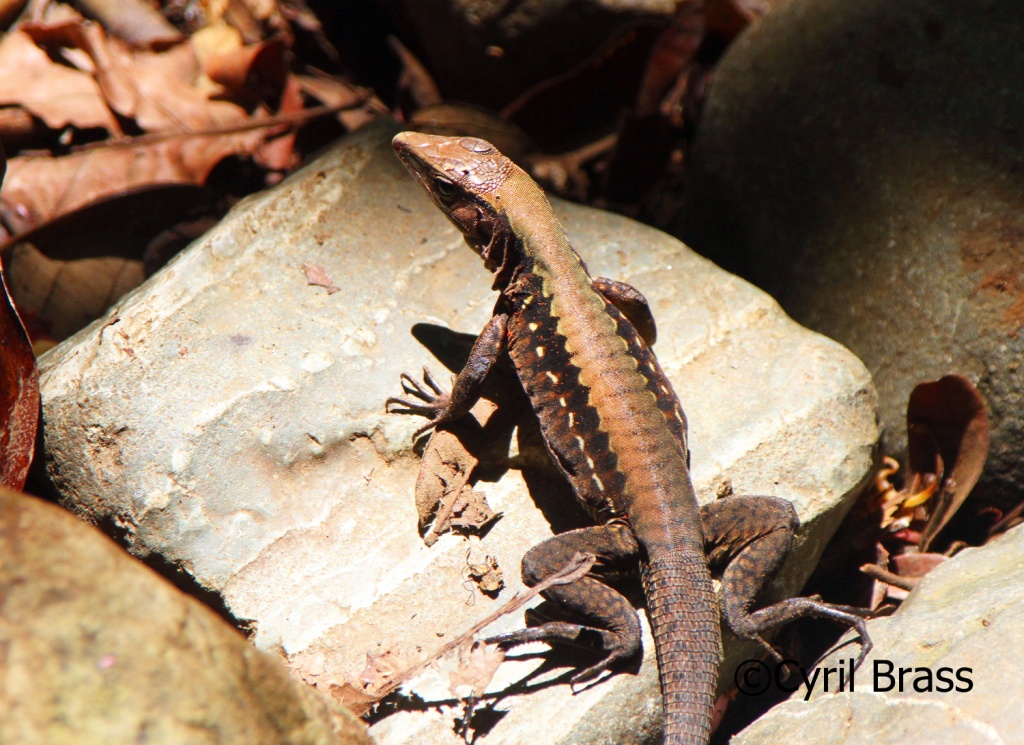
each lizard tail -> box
[643,550,721,745]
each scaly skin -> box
[388,132,870,745]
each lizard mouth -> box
[477,221,497,268]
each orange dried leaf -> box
[204,37,288,98]
[0,29,121,133]
[2,129,263,226]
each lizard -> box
[386,131,871,745]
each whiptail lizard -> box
[387,131,870,744]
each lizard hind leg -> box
[486,523,644,687]
[702,495,873,669]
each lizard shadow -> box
[410,323,596,537]
[409,323,649,686]
[375,648,639,741]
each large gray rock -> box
[736,525,1024,744]
[680,0,1024,510]
[0,488,370,745]
[39,121,878,744]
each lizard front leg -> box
[593,277,657,346]
[486,522,644,686]
[386,313,509,436]
[702,495,872,667]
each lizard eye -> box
[433,177,457,200]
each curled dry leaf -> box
[204,37,289,101]
[389,35,442,112]
[907,374,989,552]
[414,420,481,544]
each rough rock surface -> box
[680,0,1024,508]
[736,524,1024,744]
[39,121,878,744]
[0,488,371,745]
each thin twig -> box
[859,563,918,591]
[69,97,376,153]
[370,551,596,702]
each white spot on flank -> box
[575,435,586,449]
[546,371,559,383]
[529,323,539,331]
[568,412,574,427]
[536,346,545,357]
[592,474,604,491]
[523,296,534,306]
[585,455,595,469]
[660,384,670,394]
[559,397,567,407]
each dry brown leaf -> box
[2,184,220,340]
[449,640,506,700]
[465,553,504,597]
[4,242,144,341]
[205,37,289,99]
[301,262,339,294]
[0,266,39,491]
[389,35,442,111]
[254,74,302,172]
[327,682,378,718]
[0,29,121,134]
[22,21,141,118]
[907,375,990,551]
[415,425,479,543]
[2,128,263,226]
[76,0,183,47]
[296,74,381,132]
[191,22,245,65]
[359,649,406,696]
[23,21,260,134]
[448,489,502,535]
[0,136,39,490]
[635,3,704,116]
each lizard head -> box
[393,132,517,280]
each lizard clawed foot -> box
[486,621,636,691]
[385,367,454,438]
